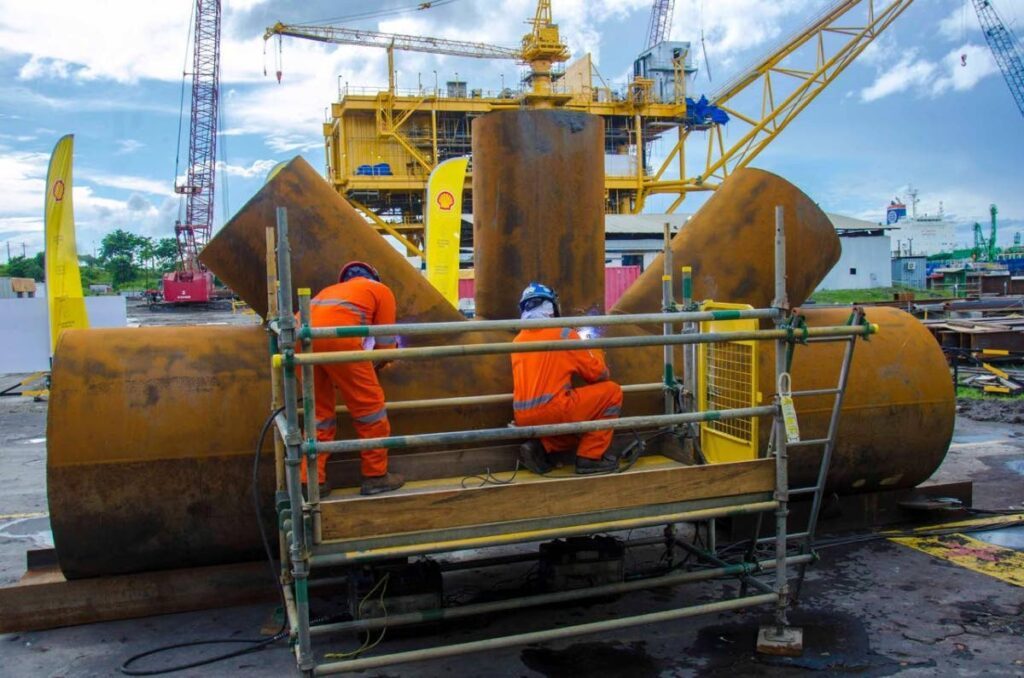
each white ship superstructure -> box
[886,188,958,256]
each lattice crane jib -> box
[176,0,221,273]
[646,0,676,49]
[972,0,1024,118]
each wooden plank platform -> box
[0,560,275,633]
[320,456,774,543]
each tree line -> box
[0,229,180,290]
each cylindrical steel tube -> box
[472,110,605,319]
[612,167,840,314]
[288,324,875,366]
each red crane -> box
[164,0,220,303]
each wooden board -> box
[320,457,774,542]
[0,561,276,633]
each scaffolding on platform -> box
[266,205,876,676]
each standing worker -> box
[302,261,405,496]
[511,283,624,475]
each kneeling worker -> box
[303,261,405,496]
[512,282,624,475]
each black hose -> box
[119,407,288,675]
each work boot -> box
[518,439,552,475]
[318,478,333,498]
[360,472,405,496]
[575,452,619,475]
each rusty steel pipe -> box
[612,168,841,313]
[47,158,952,578]
[472,110,606,319]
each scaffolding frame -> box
[267,206,875,676]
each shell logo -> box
[436,190,455,211]
[52,179,66,202]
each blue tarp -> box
[685,95,730,127]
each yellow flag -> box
[45,134,89,351]
[425,156,469,306]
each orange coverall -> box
[300,276,397,484]
[511,327,623,460]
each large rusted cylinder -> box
[47,326,274,578]
[612,167,841,313]
[47,159,951,579]
[472,110,605,319]
[773,307,954,493]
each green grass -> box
[808,286,951,304]
[956,385,1024,401]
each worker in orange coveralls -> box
[511,282,624,475]
[302,261,405,497]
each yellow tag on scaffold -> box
[778,373,801,443]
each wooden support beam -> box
[0,561,275,633]
[320,457,774,542]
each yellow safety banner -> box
[44,134,89,351]
[425,156,469,306]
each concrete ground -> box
[0,305,1021,676]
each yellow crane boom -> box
[647,0,915,211]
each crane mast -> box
[971,0,1024,118]
[646,0,675,48]
[165,0,220,303]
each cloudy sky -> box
[1,0,1022,260]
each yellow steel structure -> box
[269,0,914,242]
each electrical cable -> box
[119,407,288,675]
[324,573,390,660]
[461,459,521,488]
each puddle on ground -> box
[520,640,663,677]
[973,525,1024,551]
[951,433,1005,445]
[691,609,931,676]
[1005,459,1024,475]
[0,516,54,548]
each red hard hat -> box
[339,261,381,283]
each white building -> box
[604,214,689,269]
[816,213,893,290]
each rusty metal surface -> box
[472,110,605,319]
[612,167,841,314]
[765,307,954,493]
[599,308,953,494]
[46,326,275,578]
[47,154,950,578]
[200,155,462,326]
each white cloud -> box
[83,171,175,197]
[18,55,74,80]
[216,158,278,178]
[859,42,998,102]
[932,43,998,94]
[860,51,937,102]
[0,150,181,256]
[116,139,144,155]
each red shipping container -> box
[604,266,641,310]
[457,267,641,311]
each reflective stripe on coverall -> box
[299,276,397,484]
[511,327,624,460]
